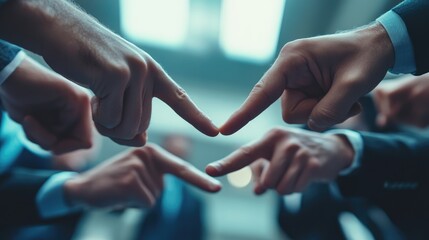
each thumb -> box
[308,84,362,131]
[91,91,124,129]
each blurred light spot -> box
[120,0,190,49]
[219,0,285,63]
[227,166,252,188]
[283,193,302,214]
[339,212,375,240]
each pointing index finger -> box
[206,136,274,177]
[153,65,219,137]
[147,144,222,193]
[220,66,285,135]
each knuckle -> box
[266,127,286,139]
[315,106,345,124]
[295,150,309,161]
[307,158,321,171]
[108,64,131,90]
[238,145,254,158]
[177,161,191,175]
[77,91,91,104]
[283,141,300,153]
[280,39,309,56]
[175,87,189,101]
[251,81,275,103]
[127,158,145,171]
[120,174,136,188]
[143,143,158,156]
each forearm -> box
[0,0,106,58]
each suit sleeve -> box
[336,131,429,202]
[0,168,80,226]
[392,0,429,74]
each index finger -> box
[153,65,219,137]
[147,144,222,193]
[220,65,285,135]
[206,135,274,177]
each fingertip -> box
[219,124,237,136]
[205,164,222,176]
[254,185,267,195]
[204,123,220,137]
[307,119,326,132]
[208,181,222,193]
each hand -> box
[64,144,222,209]
[0,57,93,154]
[220,23,394,134]
[206,127,354,195]
[374,73,429,128]
[52,127,101,171]
[0,0,218,146]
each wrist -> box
[330,134,355,170]
[355,23,395,70]
[63,176,86,209]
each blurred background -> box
[16,0,405,239]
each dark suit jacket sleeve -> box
[336,131,429,202]
[0,168,80,226]
[392,0,429,74]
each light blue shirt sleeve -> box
[36,172,82,219]
[377,10,416,74]
[326,129,363,176]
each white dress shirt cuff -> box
[0,51,26,85]
[377,10,416,74]
[326,129,363,176]
[36,171,82,219]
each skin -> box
[0,0,218,146]
[374,73,429,128]
[0,57,93,154]
[206,127,354,195]
[220,23,394,134]
[64,144,222,209]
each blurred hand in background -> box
[374,73,429,128]
[0,56,93,155]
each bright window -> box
[219,0,286,63]
[120,0,190,49]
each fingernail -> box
[308,119,325,131]
[210,180,222,192]
[90,97,99,117]
[209,163,222,172]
